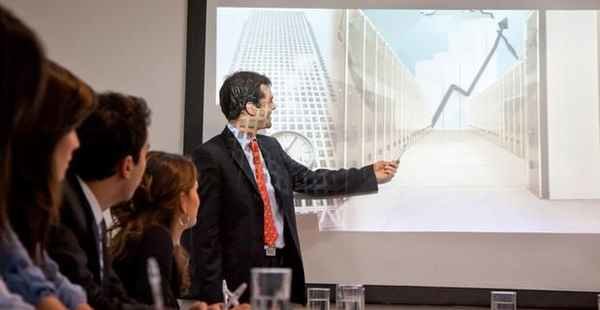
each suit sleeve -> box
[48,224,152,310]
[276,140,378,196]
[183,146,224,303]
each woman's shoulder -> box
[142,224,171,239]
[139,224,173,251]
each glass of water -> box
[308,288,330,310]
[490,291,516,310]
[336,284,364,310]
[251,268,292,310]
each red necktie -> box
[249,139,278,247]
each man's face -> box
[255,84,275,130]
[237,84,276,133]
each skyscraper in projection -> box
[228,10,340,210]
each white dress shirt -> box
[227,124,285,248]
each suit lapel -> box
[66,173,100,245]
[221,127,258,192]
[65,172,103,281]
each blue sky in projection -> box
[363,10,530,76]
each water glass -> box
[491,291,516,310]
[251,268,292,310]
[307,288,330,310]
[336,284,364,310]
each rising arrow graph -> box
[430,17,520,128]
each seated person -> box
[6,59,95,310]
[1,5,80,309]
[0,5,49,309]
[111,151,205,310]
[47,92,155,310]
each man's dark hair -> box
[71,92,151,181]
[219,71,271,120]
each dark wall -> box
[183,0,207,154]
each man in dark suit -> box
[48,92,153,310]
[184,71,398,304]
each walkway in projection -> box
[336,129,600,233]
[392,130,526,189]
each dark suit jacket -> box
[183,127,378,304]
[48,172,153,310]
[113,225,182,309]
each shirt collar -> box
[227,123,255,150]
[76,176,104,227]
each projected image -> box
[215,8,600,232]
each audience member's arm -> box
[184,146,224,303]
[39,252,88,310]
[0,276,35,309]
[0,226,60,307]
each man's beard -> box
[238,111,271,131]
[260,110,272,129]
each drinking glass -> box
[491,291,516,310]
[336,284,364,310]
[308,288,330,310]
[251,268,292,310]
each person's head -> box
[70,92,151,205]
[0,4,46,148]
[219,71,275,130]
[0,4,46,234]
[9,61,96,259]
[111,151,199,292]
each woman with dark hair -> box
[8,59,96,258]
[0,4,86,309]
[2,59,96,310]
[0,3,46,239]
[111,151,205,310]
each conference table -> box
[179,301,539,310]
[294,305,537,310]
[297,305,538,310]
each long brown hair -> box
[111,151,198,292]
[8,61,96,262]
[0,4,46,237]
